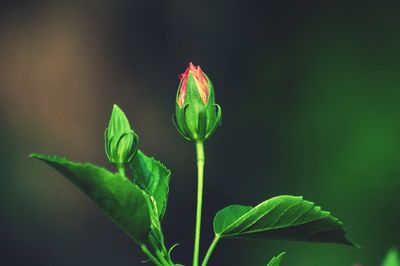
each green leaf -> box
[30,153,151,244]
[129,150,171,219]
[213,205,252,234]
[267,252,286,266]
[213,195,355,246]
[382,247,400,266]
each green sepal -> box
[29,153,151,244]
[196,108,208,139]
[172,114,191,141]
[104,128,113,162]
[105,105,139,165]
[205,104,222,139]
[175,104,193,141]
[204,77,216,128]
[181,73,205,140]
[267,252,286,266]
[168,243,180,257]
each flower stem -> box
[201,235,220,266]
[117,164,125,176]
[193,141,205,266]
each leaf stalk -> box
[201,235,220,266]
[140,244,163,266]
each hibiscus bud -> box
[173,62,222,142]
[105,104,138,166]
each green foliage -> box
[30,65,359,265]
[382,248,400,266]
[213,195,354,246]
[266,252,286,266]
[29,153,150,244]
[213,205,252,234]
[129,150,171,219]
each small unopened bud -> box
[105,104,138,166]
[173,63,222,142]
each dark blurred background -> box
[1,1,400,265]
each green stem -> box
[149,233,172,266]
[155,249,171,266]
[201,235,220,266]
[117,164,125,176]
[140,244,163,266]
[193,141,205,266]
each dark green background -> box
[1,1,399,265]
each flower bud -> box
[173,63,222,142]
[105,104,138,166]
